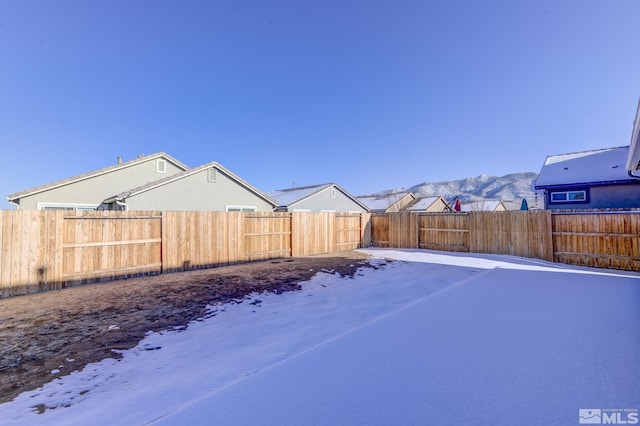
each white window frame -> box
[549,190,587,203]
[157,159,167,174]
[37,202,98,211]
[225,205,257,212]
[331,187,337,198]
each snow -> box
[357,192,411,211]
[267,184,329,207]
[535,146,630,187]
[1,249,639,425]
[405,196,441,211]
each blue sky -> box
[1,0,639,207]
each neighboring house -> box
[357,192,416,213]
[535,99,640,210]
[460,200,507,212]
[405,196,452,213]
[7,153,188,210]
[100,162,278,212]
[535,146,640,210]
[268,183,369,212]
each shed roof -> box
[7,152,189,202]
[104,162,278,207]
[535,146,634,189]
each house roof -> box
[7,152,189,202]
[268,183,369,211]
[104,162,278,207]
[626,97,640,173]
[535,146,635,189]
[460,200,505,212]
[356,192,413,211]
[405,196,449,211]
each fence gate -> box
[62,211,162,284]
[334,213,362,251]
[243,213,292,261]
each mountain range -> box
[368,172,544,210]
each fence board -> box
[370,214,389,247]
[418,213,469,252]
[552,212,640,271]
[388,212,418,248]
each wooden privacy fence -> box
[371,211,639,271]
[0,210,371,298]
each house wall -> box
[123,167,275,212]
[425,199,451,212]
[16,157,185,210]
[289,187,366,212]
[544,183,640,210]
[387,194,416,213]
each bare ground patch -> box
[0,251,376,405]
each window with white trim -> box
[331,187,337,198]
[549,189,588,203]
[157,159,167,174]
[226,205,256,212]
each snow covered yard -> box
[1,248,639,425]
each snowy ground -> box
[1,248,639,425]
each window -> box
[37,202,98,211]
[549,189,588,204]
[331,187,337,198]
[226,205,256,212]
[157,159,167,174]
[208,168,217,183]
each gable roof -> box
[535,146,634,189]
[104,162,278,207]
[268,183,369,211]
[356,192,414,212]
[7,152,189,202]
[405,196,451,211]
[460,200,506,212]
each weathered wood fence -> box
[0,211,371,298]
[371,211,639,272]
[3,209,638,298]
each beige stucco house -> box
[7,153,188,210]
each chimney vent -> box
[117,156,122,164]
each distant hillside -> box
[369,172,543,210]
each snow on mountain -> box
[368,173,543,210]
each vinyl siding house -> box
[534,146,640,210]
[357,192,416,213]
[100,162,277,212]
[268,183,369,213]
[405,196,453,212]
[7,153,188,210]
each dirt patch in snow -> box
[0,251,376,405]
